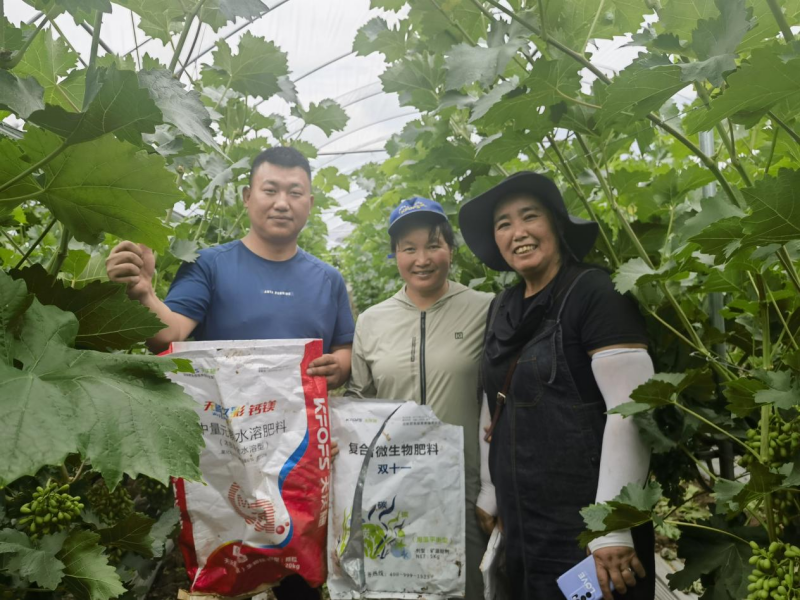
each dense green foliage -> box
[0,1,349,597]
[334,0,800,597]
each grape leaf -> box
[137,69,217,149]
[380,52,445,111]
[202,33,289,101]
[0,529,67,589]
[12,128,181,251]
[294,99,349,137]
[740,168,800,247]
[598,62,689,126]
[314,166,350,194]
[0,71,44,118]
[0,270,30,366]
[469,76,518,123]
[754,370,800,409]
[579,481,662,546]
[685,46,800,134]
[521,59,582,109]
[12,30,83,111]
[117,0,184,43]
[98,513,155,557]
[11,265,165,351]
[169,238,200,263]
[476,128,550,163]
[657,0,720,40]
[30,66,162,146]
[545,0,649,47]
[150,507,180,557]
[667,516,764,599]
[678,0,753,86]
[0,273,202,489]
[57,530,125,600]
[689,216,744,258]
[613,257,679,294]
[445,21,528,90]
[681,191,746,240]
[353,17,409,62]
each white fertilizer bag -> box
[165,339,330,597]
[327,397,466,599]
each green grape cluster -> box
[16,482,83,539]
[741,415,800,469]
[774,490,799,529]
[137,476,173,509]
[86,480,133,524]
[747,540,800,599]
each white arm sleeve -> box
[587,348,654,554]
[476,393,498,516]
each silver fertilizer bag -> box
[327,397,466,599]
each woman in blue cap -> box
[347,196,495,599]
[458,172,656,600]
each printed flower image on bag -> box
[327,397,466,599]
[165,339,330,597]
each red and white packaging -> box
[164,339,330,597]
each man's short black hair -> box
[249,146,312,185]
[390,212,456,253]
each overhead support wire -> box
[316,111,420,150]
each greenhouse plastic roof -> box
[5,0,697,244]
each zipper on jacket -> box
[419,311,427,405]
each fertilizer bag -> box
[327,397,466,599]
[166,339,330,597]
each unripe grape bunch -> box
[741,414,800,470]
[16,482,83,539]
[86,480,134,524]
[747,540,800,599]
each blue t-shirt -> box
[164,241,354,353]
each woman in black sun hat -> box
[459,171,656,600]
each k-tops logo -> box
[314,397,331,527]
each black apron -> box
[484,268,655,600]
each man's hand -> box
[475,506,496,536]
[106,242,156,302]
[308,354,344,387]
[308,345,351,388]
[331,440,339,459]
[593,546,646,599]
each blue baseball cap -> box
[387,196,447,236]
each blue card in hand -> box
[556,554,613,600]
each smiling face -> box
[394,223,452,298]
[243,162,314,246]
[493,194,562,283]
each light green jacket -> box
[346,281,493,504]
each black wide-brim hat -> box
[458,171,599,272]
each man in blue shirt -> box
[105,147,354,598]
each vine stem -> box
[1,228,24,255]
[662,520,749,544]
[169,0,207,73]
[544,134,619,267]
[674,401,759,459]
[46,225,70,275]
[778,246,800,296]
[0,140,68,195]
[756,274,779,543]
[14,217,57,269]
[680,444,718,481]
[769,111,800,145]
[766,0,796,41]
